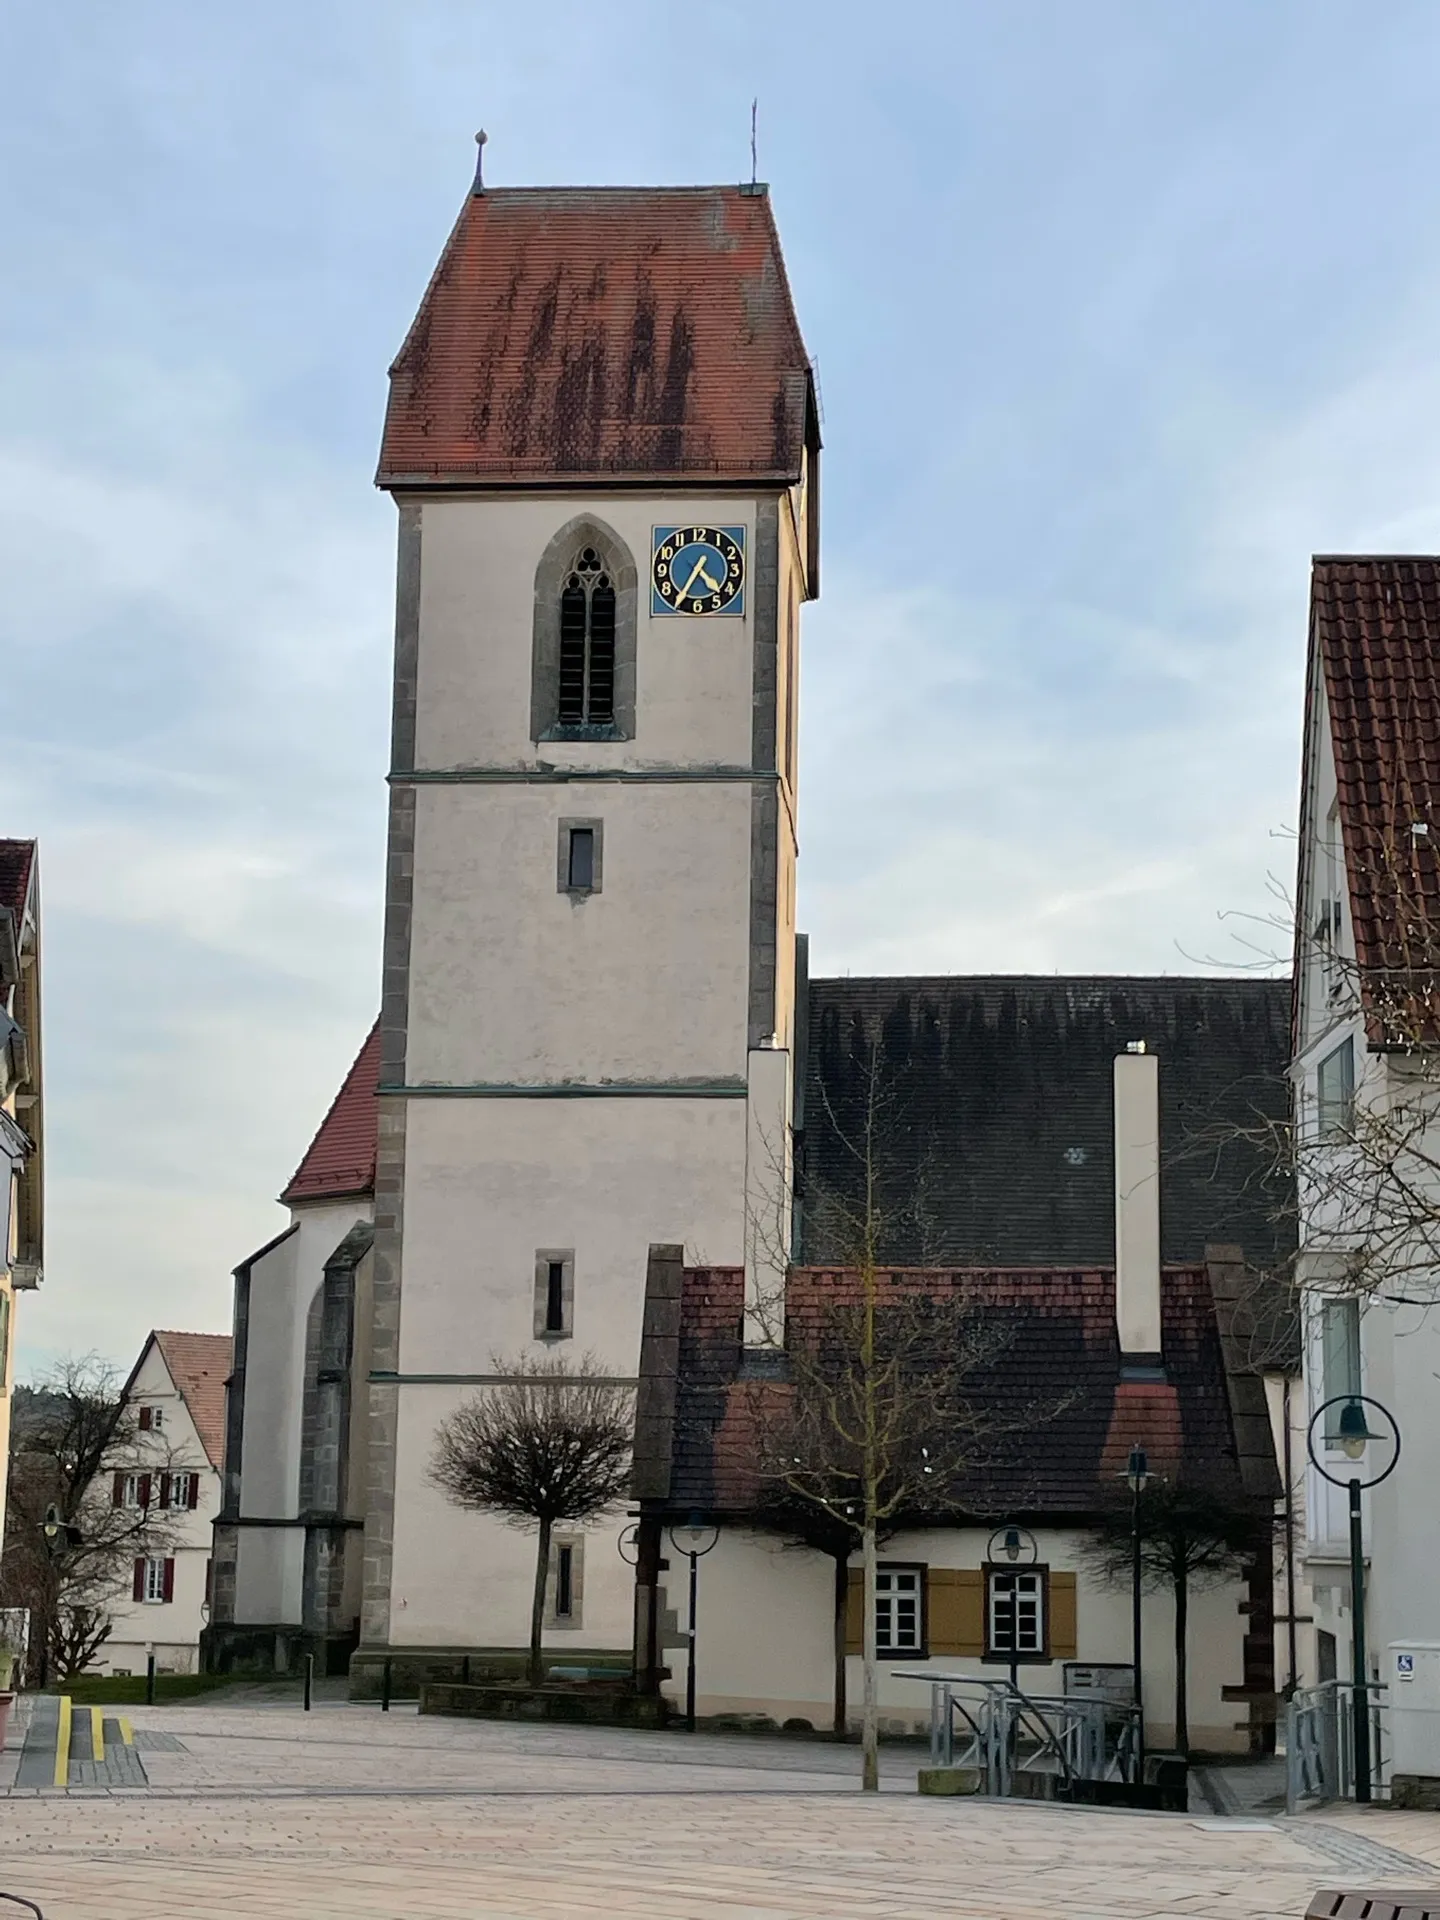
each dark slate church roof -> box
[798,975,1294,1272]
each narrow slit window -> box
[568,829,595,893]
[545,1261,566,1335]
[534,1251,574,1340]
[558,548,616,725]
[555,1544,574,1618]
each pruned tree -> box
[1085,1479,1271,1755]
[429,1353,634,1687]
[0,1356,186,1683]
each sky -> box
[6,1,1440,1373]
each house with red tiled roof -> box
[1293,556,1440,1802]
[92,1330,231,1676]
[0,837,42,1550]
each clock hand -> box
[696,563,722,593]
[676,552,712,602]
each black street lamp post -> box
[667,1514,720,1734]
[1126,1445,1151,1770]
[37,1504,63,1691]
[1306,1392,1401,1805]
[985,1524,1039,1695]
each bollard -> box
[461,1654,470,1687]
[145,1653,156,1706]
[303,1653,313,1712]
[381,1657,392,1713]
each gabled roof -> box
[378,184,817,488]
[0,841,35,918]
[1309,556,1440,1015]
[281,1023,380,1206]
[644,1260,1277,1522]
[127,1331,233,1468]
[800,976,1294,1271]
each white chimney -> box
[1113,1046,1162,1356]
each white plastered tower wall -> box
[366,485,809,1663]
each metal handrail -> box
[1285,1678,1390,1812]
[893,1671,1142,1794]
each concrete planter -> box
[0,1693,15,1753]
[419,1682,668,1729]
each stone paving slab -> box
[0,1706,1436,1918]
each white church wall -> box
[404,780,753,1087]
[387,1383,635,1652]
[397,1097,746,1375]
[232,1199,369,1627]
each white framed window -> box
[1320,1297,1362,1444]
[1316,1040,1356,1142]
[987,1568,1047,1657]
[142,1557,169,1604]
[122,1474,145,1509]
[138,1404,164,1432]
[874,1564,924,1654]
[167,1472,198,1511]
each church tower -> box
[361,172,819,1664]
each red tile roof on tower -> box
[0,840,36,917]
[377,184,819,487]
[146,1331,232,1468]
[281,1022,381,1206]
[1310,557,1440,1016]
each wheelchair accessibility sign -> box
[1398,1652,1416,1680]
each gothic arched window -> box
[558,547,616,726]
[531,517,637,741]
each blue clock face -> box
[651,525,746,616]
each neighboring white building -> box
[95,1331,230,1676]
[1293,556,1440,1801]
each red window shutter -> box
[138,1407,152,1431]
[158,1474,171,1510]
[138,1474,151,1509]
[188,1474,200,1511]
[162,1558,175,1603]
[112,1473,124,1508]
[132,1558,145,1602]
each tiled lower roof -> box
[653,1262,1274,1522]
[281,1023,381,1205]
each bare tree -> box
[746,1045,1030,1791]
[429,1354,633,1687]
[0,1356,186,1682]
[1085,1479,1273,1755]
[1202,821,1440,1311]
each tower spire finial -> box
[473,129,488,195]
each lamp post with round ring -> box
[667,1514,720,1733]
[1120,1444,1152,1769]
[1306,1392,1401,1804]
[985,1524,1039,1693]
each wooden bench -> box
[1307,1895,1440,1918]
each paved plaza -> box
[2,1699,1440,1918]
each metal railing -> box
[1285,1679,1389,1812]
[894,1672,1141,1796]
